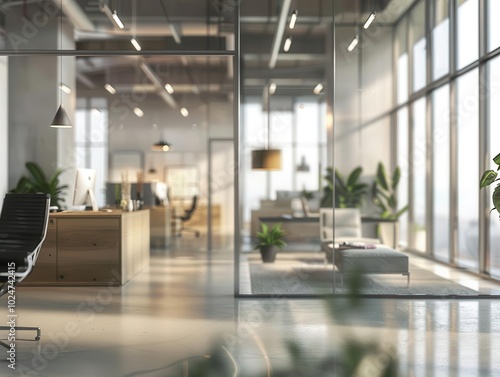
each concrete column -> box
[5,6,75,202]
[0,56,8,206]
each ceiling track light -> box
[363,12,376,29]
[289,9,298,29]
[104,84,116,94]
[165,83,174,94]
[347,35,359,52]
[180,107,189,117]
[313,83,323,94]
[111,10,125,29]
[131,38,141,51]
[134,107,144,117]
[269,82,277,95]
[283,36,292,52]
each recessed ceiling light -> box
[180,107,189,117]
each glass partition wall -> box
[2,1,236,262]
[237,0,500,297]
[2,0,499,297]
[238,0,334,296]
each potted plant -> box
[254,223,287,263]
[372,162,409,248]
[10,162,68,208]
[320,166,368,209]
[480,152,500,220]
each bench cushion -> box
[335,246,409,274]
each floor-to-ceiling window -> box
[456,0,479,70]
[456,68,479,270]
[488,56,500,277]
[487,0,500,52]
[432,85,451,261]
[75,98,108,207]
[411,1,426,93]
[397,107,409,248]
[432,0,450,80]
[412,97,427,252]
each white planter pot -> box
[378,221,399,249]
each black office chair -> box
[176,195,200,237]
[0,193,50,348]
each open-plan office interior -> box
[1,0,500,375]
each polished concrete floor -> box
[2,237,500,376]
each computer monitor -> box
[151,181,169,205]
[73,168,98,211]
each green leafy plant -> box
[334,166,368,208]
[320,166,334,207]
[10,162,68,208]
[320,166,369,208]
[372,162,408,220]
[253,223,287,250]
[480,152,500,219]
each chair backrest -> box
[0,193,50,258]
[319,208,362,243]
[182,195,198,221]
[335,208,362,238]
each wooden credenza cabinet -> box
[23,209,150,286]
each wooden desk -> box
[258,216,320,241]
[148,206,174,248]
[23,209,150,286]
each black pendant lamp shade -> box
[151,140,171,152]
[251,149,282,170]
[50,104,72,128]
[51,0,72,129]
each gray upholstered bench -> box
[333,245,410,287]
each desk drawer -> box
[57,218,120,283]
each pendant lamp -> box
[151,140,171,152]
[51,0,72,128]
[252,84,282,170]
[151,126,171,152]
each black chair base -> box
[0,325,41,348]
[177,226,200,238]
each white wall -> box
[0,57,8,205]
[105,94,233,204]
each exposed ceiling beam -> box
[51,0,94,31]
[268,0,292,69]
[139,62,177,108]
[76,72,96,89]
